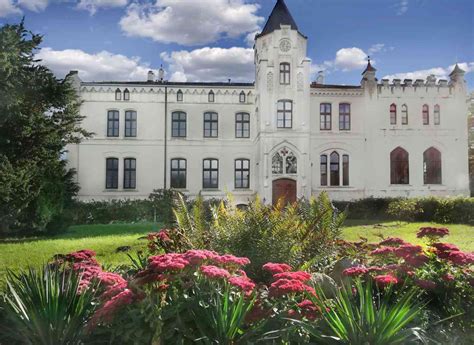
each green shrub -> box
[387,199,422,221]
[333,197,399,220]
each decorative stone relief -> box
[267,72,274,92]
[279,39,291,52]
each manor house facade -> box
[66,0,470,205]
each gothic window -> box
[330,151,340,186]
[203,112,218,137]
[390,147,409,184]
[203,159,218,189]
[239,91,246,103]
[423,147,441,184]
[277,100,292,128]
[401,104,408,125]
[272,153,283,174]
[107,110,119,137]
[105,158,118,189]
[390,103,397,125]
[177,89,183,102]
[286,152,297,174]
[123,88,130,101]
[235,112,250,138]
[123,158,136,189]
[280,63,290,85]
[320,155,328,186]
[170,158,186,188]
[422,104,429,125]
[172,111,186,137]
[208,90,215,103]
[115,88,121,100]
[320,103,331,130]
[235,159,250,189]
[434,105,440,125]
[125,110,137,137]
[343,154,349,186]
[339,103,351,130]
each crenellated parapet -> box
[377,75,453,97]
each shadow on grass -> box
[343,219,394,227]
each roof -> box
[310,83,362,89]
[449,63,465,76]
[256,0,304,38]
[81,81,254,87]
[362,59,376,74]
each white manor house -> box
[66,0,470,205]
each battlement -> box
[377,75,455,97]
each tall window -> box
[125,110,137,137]
[105,158,118,189]
[172,111,186,137]
[280,63,290,85]
[272,153,283,174]
[177,89,183,102]
[107,110,119,137]
[422,104,429,125]
[320,103,331,130]
[123,88,130,101]
[434,105,440,125]
[339,103,351,130]
[123,158,136,189]
[424,147,441,184]
[277,100,292,128]
[330,151,340,186]
[203,159,218,189]
[208,90,215,103]
[343,155,350,186]
[390,147,409,184]
[204,112,218,137]
[401,104,408,125]
[390,104,397,125]
[115,88,121,100]
[235,159,250,189]
[170,158,186,188]
[235,112,250,138]
[239,91,246,103]
[320,154,328,186]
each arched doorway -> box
[272,178,296,205]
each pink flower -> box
[148,253,190,272]
[432,242,460,259]
[66,249,97,263]
[415,279,437,290]
[342,266,369,277]
[379,237,406,247]
[394,244,423,258]
[92,289,135,324]
[447,251,474,266]
[371,246,395,256]
[213,254,251,267]
[442,273,455,282]
[374,274,398,288]
[228,276,256,292]
[297,299,321,320]
[417,227,449,239]
[97,272,126,287]
[200,265,231,279]
[273,271,312,282]
[404,254,429,267]
[183,249,219,265]
[368,266,384,273]
[262,262,292,274]
[148,230,172,243]
[100,281,128,301]
[269,278,315,297]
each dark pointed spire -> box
[257,0,301,38]
[449,63,465,76]
[362,56,376,75]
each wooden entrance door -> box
[272,178,297,205]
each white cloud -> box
[120,0,263,46]
[396,0,409,15]
[18,0,49,12]
[383,62,474,81]
[334,47,368,71]
[36,47,159,81]
[368,43,394,55]
[161,47,254,82]
[0,0,22,17]
[245,29,260,47]
[77,0,128,15]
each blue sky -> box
[1,0,473,88]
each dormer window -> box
[239,91,246,103]
[177,89,183,102]
[208,90,215,103]
[279,63,290,85]
[115,88,121,100]
[123,88,130,101]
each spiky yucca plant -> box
[0,265,96,345]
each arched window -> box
[107,110,119,137]
[339,103,351,130]
[320,154,328,186]
[203,158,218,188]
[401,104,408,125]
[170,158,186,188]
[115,88,121,100]
[286,152,297,174]
[320,103,331,130]
[422,104,429,125]
[390,103,397,125]
[235,112,250,138]
[277,100,292,128]
[330,151,340,186]
[105,158,118,189]
[434,105,440,125]
[390,147,409,184]
[423,147,441,184]
[123,158,136,189]
[280,62,290,85]
[172,111,186,137]
[239,91,246,103]
[343,154,349,186]
[272,152,283,174]
[203,112,218,137]
[177,89,183,102]
[208,90,215,102]
[125,110,137,137]
[123,88,130,101]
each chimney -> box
[158,65,165,82]
[316,70,325,84]
[147,70,155,82]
